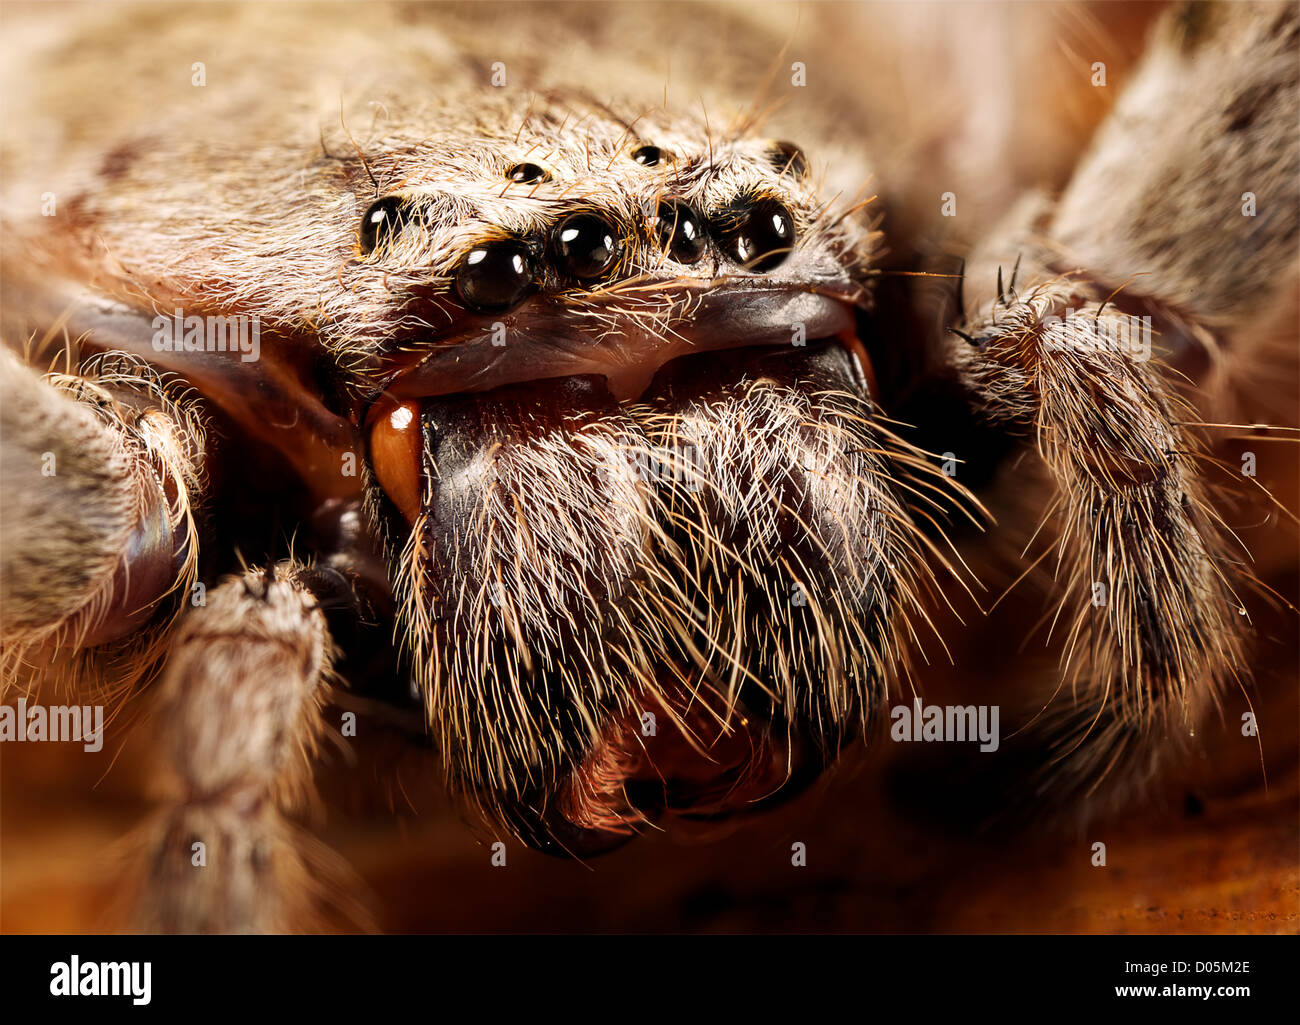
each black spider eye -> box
[552,213,621,281]
[360,196,409,255]
[454,239,537,313]
[769,141,809,179]
[507,162,550,184]
[631,145,665,167]
[715,198,796,272]
[654,201,707,264]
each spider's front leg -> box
[127,559,369,934]
[0,346,203,688]
[947,1,1297,805]
[0,349,363,930]
[952,278,1248,798]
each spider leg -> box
[955,277,1249,803]
[943,1,1297,810]
[126,559,371,933]
[0,347,204,694]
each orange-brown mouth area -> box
[365,303,875,853]
[366,306,872,530]
[376,285,865,402]
[515,676,838,857]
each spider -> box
[1,1,1295,932]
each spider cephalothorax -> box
[340,100,949,846]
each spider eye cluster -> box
[359,142,803,313]
[446,192,797,313]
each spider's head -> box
[340,98,874,400]
[344,97,928,854]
